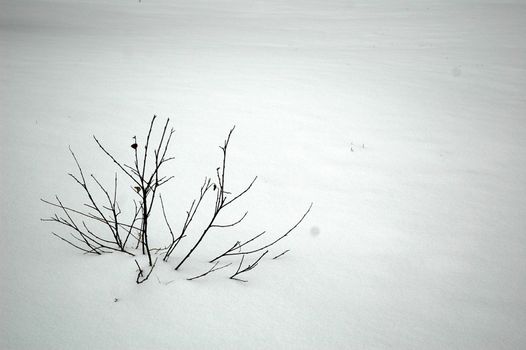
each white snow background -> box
[1,0,525,349]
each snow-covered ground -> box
[1,0,525,349]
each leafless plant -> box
[42,116,312,284]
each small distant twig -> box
[272,249,290,260]
[187,261,232,281]
[230,250,269,282]
[155,275,175,286]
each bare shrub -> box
[42,116,312,283]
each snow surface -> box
[1,0,526,349]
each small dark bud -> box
[131,143,138,149]
[134,186,141,193]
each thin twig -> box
[272,249,290,260]
[51,232,95,254]
[229,250,269,282]
[175,126,257,270]
[159,194,175,242]
[210,211,248,228]
[136,258,158,284]
[93,136,141,187]
[165,177,212,262]
[187,261,233,281]
[210,203,312,263]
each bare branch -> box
[239,203,312,255]
[124,200,142,247]
[223,176,257,208]
[136,258,158,284]
[42,191,135,256]
[210,203,312,262]
[145,116,157,172]
[164,177,212,262]
[135,260,144,277]
[229,250,268,282]
[210,211,248,228]
[93,135,141,187]
[175,127,258,270]
[272,249,290,260]
[187,261,233,281]
[159,194,175,242]
[41,198,141,232]
[51,232,97,254]
[90,174,123,249]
